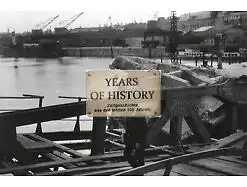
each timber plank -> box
[60,142,91,150]
[214,132,247,148]
[161,74,191,88]
[17,135,53,152]
[114,147,243,176]
[189,157,247,175]
[217,156,247,165]
[170,171,185,176]
[35,155,171,176]
[0,152,123,174]
[81,166,132,176]
[146,110,171,145]
[172,164,224,176]
[1,160,29,176]
[184,104,211,143]
[36,162,130,176]
[39,131,92,141]
[145,168,185,176]
[43,152,78,169]
[27,134,86,158]
[145,169,165,176]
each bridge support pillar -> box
[91,117,107,155]
[169,116,182,146]
[0,124,17,160]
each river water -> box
[0,57,112,133]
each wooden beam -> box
[146,100,179,145]
[213,132,247,149]
[189,157,247,175]
[11,143,52,174]
[17,135,54,153]
[27,134,86,158]
[162,79,231,101]
[106,131,122,139]
[60,142,91,150]
[167,70,183,77]
[0,101,86,128]
[43,152,78,170]
[91,117,107,155]
[184,104,211,143]
[161,73,190,88]
[182,71,217,85]
[35,161,130,176]
[146,112,170,146]
[1,160,29,176]
[169,116,183,146]
[231,103,238,133]
[38,131,92,141]
[35,155,171,176]
[114,147,243,176]
[82,166,132,176]
[0,152,123,175]
[0,124,17,158]
[105,140,125,149]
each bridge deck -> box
[0,131,246,176]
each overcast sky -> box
[0,0,245,32]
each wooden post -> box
[217,54,222,69]
[231,103,238,133]
[195,56,198,67]
[73,98,81,132]
[202,53,205,66]
[211,56,213,67]
[184,104,211,143]
[36,97,43,134]
[242,139,247,161]
[169,116,183,146]
[180,57,182,64]
[91,117,107,155]
[110,45,114,58]
[148,46,152,59]
[0,124,17,160]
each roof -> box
[194,26,214,32]
[179,11,211,21]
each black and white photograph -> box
[0,0,246,181]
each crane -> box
[34,15,60,30]
[54,12,84,34]
[58,12,84,29]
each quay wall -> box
[63,47,166,58]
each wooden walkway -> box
[0,131,246,176]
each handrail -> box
[0,96,40,99]
[23,94,44,99]
[58,96,87,132]
[58,96,86,100]
[0,101,87,127]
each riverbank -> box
[63,46,166,58]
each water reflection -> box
[1,57,112,107]
[1,57,112,132]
